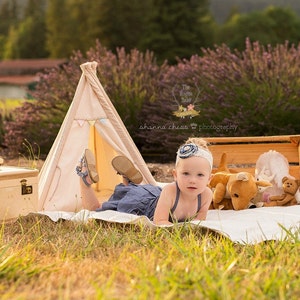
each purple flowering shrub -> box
[134,39,300,158]
[4,42,167,156]
[4,39,300,159]
[164,39,300,137]
[4,58,83,157]
[86,42,169,148]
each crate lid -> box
[0,166,39,179]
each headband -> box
[176,143,213,170]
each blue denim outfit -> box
[96,182,202,222]
[96,183,162,220]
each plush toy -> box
[255,150,300,203]
[209,153,272,210]
[249,184,271,208]
[255,150,289,197]
[264,176,300,207]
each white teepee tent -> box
[38,61,157,212]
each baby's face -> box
[173,156,211,194]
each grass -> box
[1,215,300,299]
[0,98,25,117]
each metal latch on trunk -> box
[20,179,33,195]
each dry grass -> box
[1,214,300,299]
[1,159,300,299]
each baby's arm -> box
[153,183,175,225]
[194,186,213,220]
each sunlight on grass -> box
[0,98,25,117]
[1,215,300,299]
[0,244,49,282]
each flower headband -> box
[176,143,213,169]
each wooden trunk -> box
[206,135,300,179]
[0,166,38,221]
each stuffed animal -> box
[249,184,271,208]
[264,176,300,207]
[255,150,289,197]
[209,153,272,210]
[255,150,300,203]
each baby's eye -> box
[182,172,189,176]
[198,173,204,177]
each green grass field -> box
[0,98,299,299]
[0,99,25,118]
[1,215,299,299]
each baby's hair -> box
[175,137,213,168]
[184,137,210,151]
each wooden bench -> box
[206,135,300,179]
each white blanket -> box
[38,205,300,245]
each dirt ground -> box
[146,162,175,183]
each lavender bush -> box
[3,42,167,156]
[85,42,169,147]
[3,59,82,157]
[3,39,300,159]
[163,38,300,137]
[133,39,300,157]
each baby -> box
[76,137,213,225]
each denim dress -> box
[96,183,162,220]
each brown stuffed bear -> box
[264,176,300,207]
[209,153,272,210]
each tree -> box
[89,0,153,51]
[0,0,19,34]
[265,6,300,44]
[46,0,74,58]
[0,0,19,58]
[210,0,300,24]
[216,6,300,51]
[140,0,215,64]
[3,0,48,58]
[67,0,98,53]
[2,26,19,58]
[46,0,102,58]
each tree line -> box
[1,0,300,64]
[210,0,300,23]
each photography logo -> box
[172,83,201,118]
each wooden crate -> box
[0,166,39,221]
[206,135,300,179]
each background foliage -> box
[1,0,300,160]
[1,0,300,62]
[211,0,300,23]
[0,0,214,64]
[4,40,300,160]
[216,6,300,51]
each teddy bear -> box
[263,176,300,207]
[209,153,272,210]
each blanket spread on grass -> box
[38,205,300,244]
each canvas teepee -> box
[38,61,156,212]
